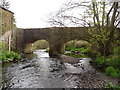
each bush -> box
[95,56,106,67]
[106,56,120,68]
[105,66,120,78]
[0,51,21,62]
[0,52,7,62]
[12,52,21,59]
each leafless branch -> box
[115,21,120,27]
[106,3,114,26]
[111,2,118,26]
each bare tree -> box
[0,0,10,9]
[47,1,120,27]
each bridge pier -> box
[49,42,65,58]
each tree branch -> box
[110,2,118,26]
[106,3,114,26]
[116,21,120,27]
[102,2,105,26]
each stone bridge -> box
[16,27,91,57]
[15,27,120,57]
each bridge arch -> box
[15,27,91,58]
[24,39,49,53]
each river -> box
[2,49,118,88]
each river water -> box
[2,49,118,88]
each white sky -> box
[6,0,120,28]
[8,0,70,28]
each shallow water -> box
[2,49,93,88]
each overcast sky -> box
[6,0,120,28]
[8,0,70,28]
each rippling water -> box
[2,49,93,88]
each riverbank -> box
[60,54,119,88]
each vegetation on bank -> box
[0,42,21,62]
[95,47,120,78]
[1,51,21,62]
[64,40,120,79]
[65,47,91,58]
[64,41,120,89]
[65,40,92,58]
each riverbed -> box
[2,49,119,88]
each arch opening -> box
[24,39,49,54]
[64,40,91,58]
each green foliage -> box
[0,52,7,62]
[65,47,90,58]
[8,51,21,59]
[65,40,90,51]
[65,53,88,58]
[34,40,49,49]
[105,66,120,78]
[0,51,21,62]
[45,48,50,52]
[104,82,120,89]
[94,48,120,78]
[106,47,120,68]
[70,48,84,52]
[65,46,76,51]
[95,56,106,67]
[106,55,120,68]
[70,47,91,54]
[0,42,5,50]
[113,47,120,58]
